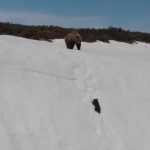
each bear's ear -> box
[78,35,82,41]
[76,35,80,39]
[76,34,82,40]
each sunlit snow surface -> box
[0,35,150,150]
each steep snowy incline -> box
[0,35,150,150]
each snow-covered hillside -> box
[0,35,150,150]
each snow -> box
[0,35,150,150]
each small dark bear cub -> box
[92,98,101,114]
[65,31,82,50]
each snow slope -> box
[0,35,150,150]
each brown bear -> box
[65,31,82,50]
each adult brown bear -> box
[65,31,82,50]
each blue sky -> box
[0,0,150,32]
